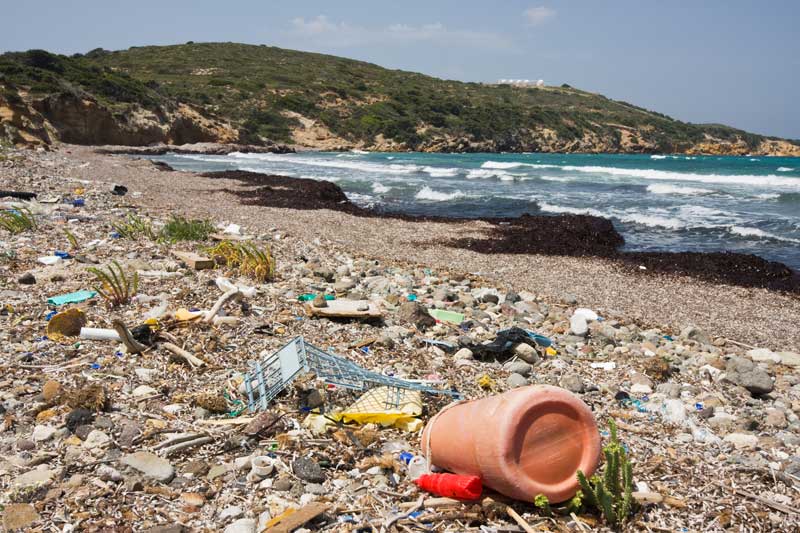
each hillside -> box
[2,42,799,155]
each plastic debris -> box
[243,337,460,412]
[415,473,482,500]
[304,299,382,319]
[336,386,424,432]
[590,361,617,370]
[46,308,87,341]
[465,327,549,361]
[38,255,62,266]
[47,290,97,306]
[428,308,465,325]
[80,328,121,342]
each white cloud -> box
[524,6,556,26]
[287,16,514,51]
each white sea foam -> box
[728,226,800,244]
[466,169,512,179]
[540,175,571,182]
[755,193,781,200]
[646,184,713,195]
[777,167,795,172]
[422,166,460,177]
[371,182,391,194]
[650,155,668,160]
[351,149,370,154]
[539,203,686,230]
[415,186,465,201]
[228,152,423,175]
[555,164,800,188]
[481,161,558,170]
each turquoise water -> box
[151,151,800,270]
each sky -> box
[2,0,798,139]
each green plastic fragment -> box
[297,294,336,302]
[428,308,465,325]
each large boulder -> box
[725,356,774,396]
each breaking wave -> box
[415,186,466,201]
[646,184,714,195]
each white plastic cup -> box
[80,328,121,341]
[247,456,275,483]
[406,456,428,480]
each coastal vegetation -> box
[1,43,797,154]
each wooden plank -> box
[265,503,330,533]
[173,251,215,270]
[304,300,383,319]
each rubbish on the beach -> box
[262,502,330,533]
[304,299,383,319]
[590,361,617,370]
[545,346,558,356]
[407,456,428,480]
[173,251,214,270]
[216,277,256,298]
[46,308,87,341]
[477,375,496,390]
[80,327,121,342]
[54,251,71,259]
[247,455,275,483]
[573,308,599,321]
[415,473,483,500]
[222,223,241,235]
[47,290,97,306]
[421,385,601,503]
[38,255,62,266]
[0,191,37,200]
[243,337,460,412]
[422,339,457,352]
[428,308,465,325]
[176,308,204,321]
[297,293,335,302]
[136,293,169,320]
[336,386,424,432]
[111,185,128,196]
[73,198,85,207]
[465,327,549,360]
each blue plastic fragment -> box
[45,310,57,321]
[409,511,424,519]
[360,346,370,354]
[47,290,97,306]
[54,251,71,259]
[695,402,704,410]
[72,198,85,207]
[407,294,417,301]
[111,232,121,239]
[399,451,414,464]
[663,335,674,341]
[90,363,101,370]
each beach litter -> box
[47,289,97,306]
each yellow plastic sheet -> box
[46,308,87,341]
[315,386,424,432]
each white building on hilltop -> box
[497,79,545,87]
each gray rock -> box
[681,325,710,345]
[570,315,589,337]
[17,272,36,285]
[334,279,356,292]
[272,477,293,491]
[219,506,244,521]
[506,373,529,388]
[563,293,578,305]
[65,408,94,433]
[121,452,174,483]
[481,293,500,304]
[312,294,328,308]
[97,465,123,482]
[506,361,533,377]
[12,467,56,490]
[397,301,435,330]
[118,422,140,448]
[224,519,256,533]
[305,482,327,494]
[560,374,585,394]
[505,291,521,303]
[725,356,774,395]
[143,526,185,533]
[15,438,35,451]
[656,383,681,398]
[32,425,56,442]
[453,348,474,360]
[313,267,335,282]
[292,457,325,483]
[513,343,539,364]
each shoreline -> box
[202,169,800,294]
[1,144,796,351]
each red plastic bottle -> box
[415,473,483,500]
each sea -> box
[147,151,800,270]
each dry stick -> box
[384,496,424,532]
[204,288,239,323]
[152,433,208,450]
[731,486,796,515]
[570,512,591,533]
[725,338,757,350]
[161,342,205,368]
[506,507,538,533]
[161,436,215,457]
